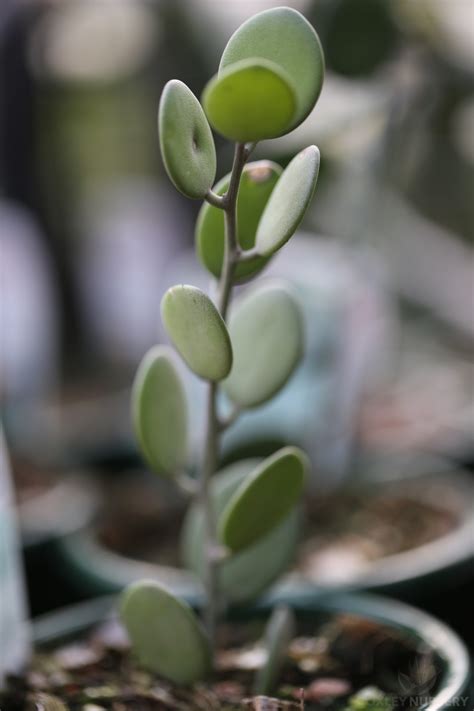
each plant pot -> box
[284,466,474,602]
[15,462,98,551]
[8,591,471,710]
[56,464,474,610]
[6,382,139,473]
[55,471,198,600]
[10,455,99,616]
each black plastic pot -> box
[30,591,471,711]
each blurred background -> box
[1,0,473,656]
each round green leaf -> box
[161,285,232,382]
[219,447,308,553]
[220,7,324,132]
[196,161,281,281]
[223,283,304,408]
[132,345,187,477]
[202,58,296,142]
[158,80,216,199]
[120,580,210,684]
[256,146,320,257]
[181,460,300,603]
[255,605,295,695]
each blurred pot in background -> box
[56,456,474,615]
[12,455,98,617]
[55,470,197,601]
[356,340,473,470]
[284,459,474,603]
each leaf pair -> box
[158,7,324,201]
[121,448,307,684]
[196,147,320,279]
[182,458,301,604]
[186,447,307,557]
[133,284,304,477]
[203,7,325,141]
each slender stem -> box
[238,245,260,263]
[175,472,198,496]
[219,143,247,315]
[199,142,248,650]
[199,380,218,644]
[205,189,226,209]
[217,404,241,432]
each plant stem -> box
[199,142,248,651]
[199,379,218,645]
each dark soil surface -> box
[1,613,441,710]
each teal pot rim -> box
[31,591,471,711]
[19,474,99,550]
[55,467,474,600]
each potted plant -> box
[2,8,470,708]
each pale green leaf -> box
[219,447,308,553]
[220,7,324,133]
[120,580,210,684]
[223,283,304,408]
[181,459,300,603]
[161,285,232,382]
[202,58,296,142]
[132,345,187,477]
[159,80,216,199]
[256,146,320,257]
[255,605,295,695]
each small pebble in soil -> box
[242,695,302,710]
[302,677,352,701]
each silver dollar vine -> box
[121,5,324,689]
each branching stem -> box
[205,189,226,209]
[199,142,249,651]
[217,404,241,432]
[238,246,260,263]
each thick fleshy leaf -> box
[256,146,320,257]
[132,346,187,477]
[196,161,281,281]
[223,283,304,408]
[182,460,300,603]
[220,7,324,132]
[219,447,307,552]
[158,80,216,199]
[255,605,295,695]
[202,58,296,142]
[120,580,210,684]
[161,285,232,381]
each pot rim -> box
[293,467,474,591]
[57,467,474,595]
[31,591,470,711]
[19,474,99,549]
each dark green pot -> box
[31,592,471,711]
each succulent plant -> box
[121,5,324,689]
